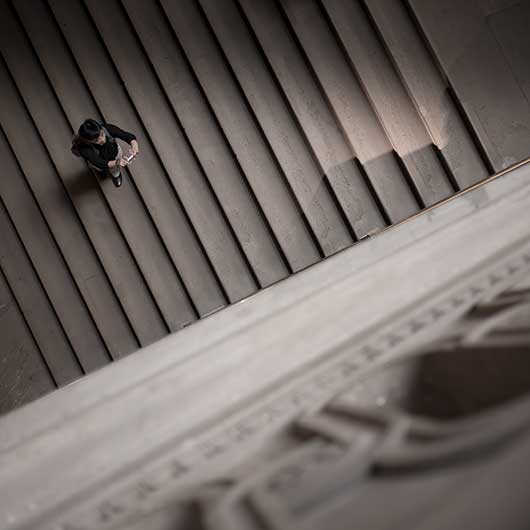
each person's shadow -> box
[66,166,111,200]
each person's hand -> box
[129,140,139,159]
[118,158,129,167]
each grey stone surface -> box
[6,0,527,415]
[0,160,529,530]
[410,0,530,171]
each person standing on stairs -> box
[72,119,139,188]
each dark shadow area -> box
[404,343,530,419]
[65,167,110,200]
[352,338,530,422]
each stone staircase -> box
[1,0,529,413]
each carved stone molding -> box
[1,164,530,530]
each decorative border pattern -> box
[16,239,530,530]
